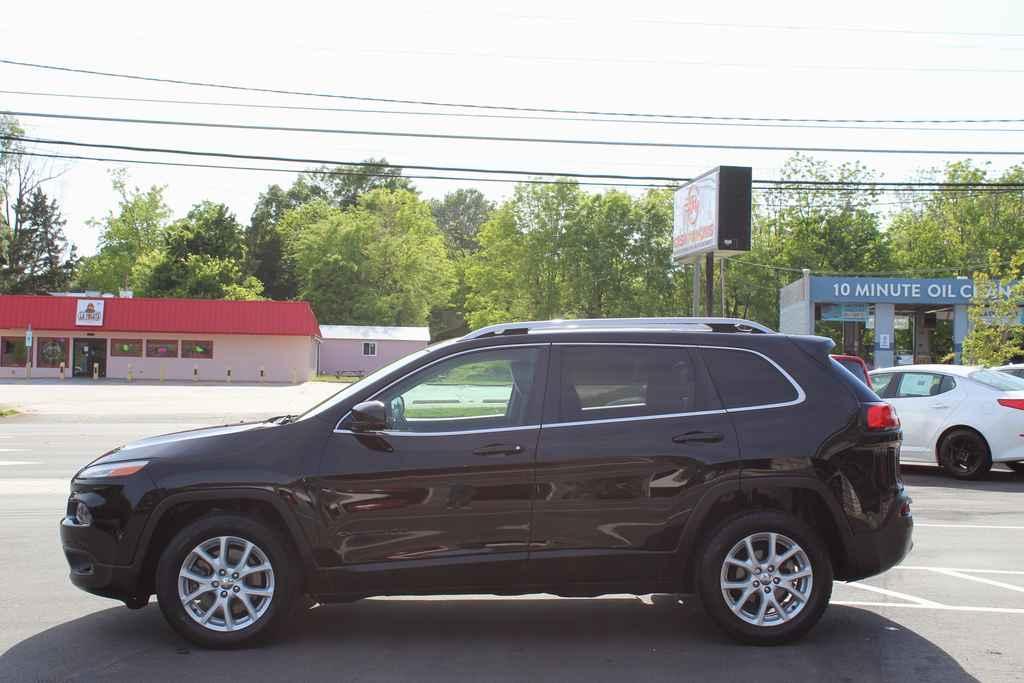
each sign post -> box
[672,166,752,316]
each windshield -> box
[295,339,459,421]
[969,369,1024,392]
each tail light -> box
[997,398,1024,411]
[865,402,900,430]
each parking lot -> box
[1,380,1023,681]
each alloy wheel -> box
[720,531,813,627]
[178,536,275,633]
[946,434,982,474]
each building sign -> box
[75,299,105,326]
[672,166,752,262]
[810,277,1018,305]
[821,303,869,322]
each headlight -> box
[75,501,94,526]
[77,460,149,479]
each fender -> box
[129,486,319,573]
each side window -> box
[555,346,710,423]
[362,342,377,357]
[939,375,957,394]
[893,372,946,398]
[376,347,540,432]
[870,373,897,398]
[700,348,799,409]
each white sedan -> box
[994,364,1024,380]
[868,364,1024,479]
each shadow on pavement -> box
[0,598,976,682]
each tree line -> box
[2,114,1023,359]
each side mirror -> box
[350,400,388,432]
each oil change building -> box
[779,273,1021,369]
[0,295,320,382]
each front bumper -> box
[61,517,147,607]
[838,489,914,582]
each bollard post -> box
[160,365,165,382]
[92,362,99,380]
[226,367,232,383]
[193,365,198,382]
[259,366,265,383]
[26,360,32,380]
[127,364,133,383]
[59,362,65,380]
[291,369,297,384]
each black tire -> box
[155,513,299,648]
[1006,461,1024,476]
[697,511,833,645]
[938,429,992,480]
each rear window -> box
[836,359,867,382]
[970,369,1024,391]
[700,348,799,409]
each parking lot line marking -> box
[0,448,28,453]
[899,566,1024,576]
[832,601,1024,614]
[927,568,1024,594]
[915,523,1024,530]
[0,461,42,466]
[842,581,944,607]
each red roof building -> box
[0,295,321,382]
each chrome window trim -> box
[331,341,806,435]
[333,343,548,433]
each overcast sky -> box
[2,0,1023,255]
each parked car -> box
[869,364,1024,479]
[61,317,910,648]
[994,364,1024,380]
[831,354,870,385]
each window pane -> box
[379,348,539,431]
[870,373,895,396]
[146,340,179,358]
[1,337,27,367]
[969,369,1024,391]
[36,337,69,368]
[896,373,942,397]
[110,339,143,357]
[558,346,704,422]
[700,348,798,409]
[182,340,213,359]
[363,342,377,356]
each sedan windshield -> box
[969,369,1024,392]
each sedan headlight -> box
[77,460,149,479]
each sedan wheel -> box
[939,429,992,480]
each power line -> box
[730,257,1021,277]
[7,89,1024,133]
[6,110,1024,157]
[2,57,1023,125]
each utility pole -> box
[691,261,701,316]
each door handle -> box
[672,431,724,445]
[931,404,950,410]
[473,443,524,457]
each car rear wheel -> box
[938,429,992,480]
[156,513,298,648]
[697,511,833,645]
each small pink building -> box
[318,325,430,376]
[0,295,320,382]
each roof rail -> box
[462,317,774,340]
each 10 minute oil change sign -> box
[811,276,1015,305]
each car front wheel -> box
[155,513,298,648]
[697,511,833,645]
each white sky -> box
[1,0,1022,255]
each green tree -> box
[430,189,495,254]
[302,159,415,209]
[134,202,263,299]
[290,189,453,325]
[245,178,320,299]
[962,251,1024,365]
[76,170,172,292]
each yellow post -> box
[259,366,265,383]
[291,368,297,384]
[159,365,165,382]
[59,362,65,380]
[226,367,232,383]
[127,364,133,382]
[92,362,99,380]
[26,361,32,379]
[193,365,199,382]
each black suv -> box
[60,318,911,648]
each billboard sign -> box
[672,166,752,262]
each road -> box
[1,380,1023,681]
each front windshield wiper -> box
[266,414,297,425]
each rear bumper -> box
[837,489,914,581]
[61,517,145,606]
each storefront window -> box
[111,339,143,357]
[146,340,179,358]
[1,337,27,367]
[36,337,69,368]
[181,340,214,359]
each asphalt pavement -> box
[1,380,1023,682]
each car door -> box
[530,343,739,585]
[312,344,547,595]
[885,372,960,460]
